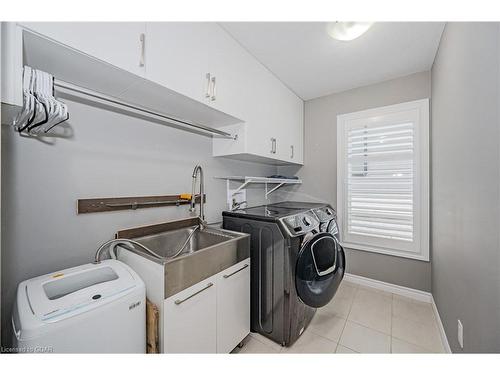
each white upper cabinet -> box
[279,91,304,164]
[145,22,303,165]
[18,22,147,77]
[145,23,218,106]
[206,26,259,121]
[145,22,252,121]
[213,70,304,165]
[9,22,303,165]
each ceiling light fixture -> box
[327,22,373,41]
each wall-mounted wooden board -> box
[77,194,206,214]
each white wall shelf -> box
[215,176,302,202]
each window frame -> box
[336,99,430,261]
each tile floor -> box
[232,281,445,354]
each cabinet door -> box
[247,76,304,164]
[163,276,217,353]
[146,22,217,105]
[208,25,259,121]
[244,71,284,161]
[216,259,251,353]
[1,23,23,107]
[281,94,304,164]
[146,22,259,122]
[18,22,146,76]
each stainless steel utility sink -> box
[115,217,249,298]
[137,225,233,258]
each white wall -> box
[431,23,500,353]
[0,97,277,346]
[278,71,432,292]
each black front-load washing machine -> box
[222,202,345,347]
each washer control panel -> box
[312,206,336,222]
[312,206,339,236]
[281,212,320,237]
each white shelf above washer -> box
[215,176,302,200]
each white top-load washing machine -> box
[12,260,146,353]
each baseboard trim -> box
[344,273,432,302]
[344,273,451,353]
[431,296,452,353]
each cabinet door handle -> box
[290,145,294,159]
[270,138,276,154]
[174,282,213,305]
[223,263,249,279]
[210,76,217,101]
[205,73,211,98]
[139,33,145,67]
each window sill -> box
[340,241,430,262]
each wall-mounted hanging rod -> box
[54,80,237,140]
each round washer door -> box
[295,232,345,308]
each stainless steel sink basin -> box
[136,226,233,258]
[115,217,249,298]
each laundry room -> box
[1,1,499,373]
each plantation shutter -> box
[346,122,414,242]
[337,99,429,260]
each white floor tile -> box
[281,331,337,353]
[393,295,436,325]
[336,345,358,353]
[339,321,391,353]
[308,312,346,342]
[391,337,434,353]
[348,288,392,334]
[339,280,359,291]
[232,336,280,354]
[249,332,284,352]
[320,282,357,318]
[357,284,393,298]
[392,316,444,353]
[337,280,359,298]
[234,282,445,355]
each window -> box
[337,99,429,261]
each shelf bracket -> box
[265,182,285,199]
[231,179,252,196]
[216,176,302,205]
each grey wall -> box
[1,98,277,346]
[431,23,500,353]
[278,71,432,292]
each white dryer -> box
[12,260,146,353]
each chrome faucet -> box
[190,164,206,227]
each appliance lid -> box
[269,201,327,210]
[23,260,139,323]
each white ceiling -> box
[221,22,445,100]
